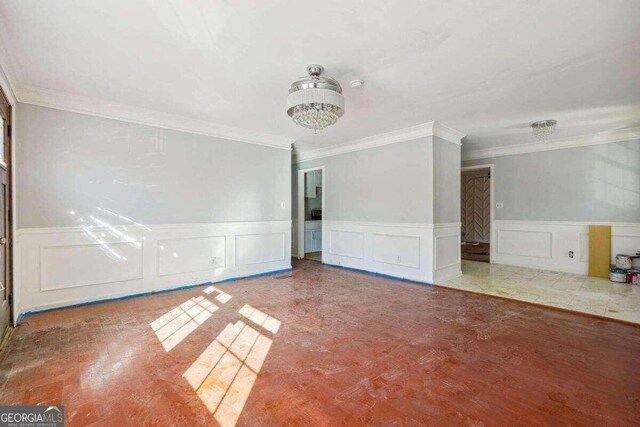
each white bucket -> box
[615,254,632,270]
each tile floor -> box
[1,259,639,425]
[441,260,640,324]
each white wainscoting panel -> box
[42,242,143,291]
[613,232,640,263]
[157,236,226,276]
[433,224,462,283]
[492,221,640,274]
[329,230,365,259]
[17,221,291,314]
[579,233,589,262]
[235,233,285,266]
[372,234,420,268]
[323,221,460,284]
[496,230,552,259]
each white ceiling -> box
[1,0,639,154]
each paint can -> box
[609,266,627,283]
[627,269,640,285]
[615,254,633,270]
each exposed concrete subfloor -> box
[1,259,639,425]
[441,260,640,324]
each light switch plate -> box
[496,202,504,209]
[280,201,286,208]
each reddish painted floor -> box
[1,259,639,426]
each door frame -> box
[0,85,13,330]
[461,164,494,263]
[296,166,325,260]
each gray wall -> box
[462,140,640,222]
[16,103,291,228]
[433,136,461,223]
[293,138,433,223]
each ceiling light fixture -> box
[531,119,557,141]
[287,64,344,133]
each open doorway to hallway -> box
[297,167,324,262]
[461,165,493,263]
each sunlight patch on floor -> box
[204,285,233,304]
[238,304,281,334]
[150,296,219,351]
[184,306,280,426]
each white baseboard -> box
[322,221,461,284]
[492,220,640,274]
[15,220,292,316]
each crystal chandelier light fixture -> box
[531,120,557,142]
[287,64,344,132]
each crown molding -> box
[432,122,466,145]
[17,84,294,150]
[462,127,640,161]
[2,22,291,149]
[0,37,18,105]
[293,121,465,163]
[0,65,16,106]
[0,60,17,106]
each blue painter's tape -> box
[323,262,433,287]
[15,312,26,325]
[19,289,156,320]
[154,282,213,294]
[16,267,293,324]
[215,268,292,284]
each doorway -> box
[297,167,324,261]
[0,86,13,341]
[461,165,493,263]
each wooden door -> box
[461,168,490,243]
[0,88,11,336]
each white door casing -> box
[297,166,325,260]
[461,165,495,261]
[462,168,490,242]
